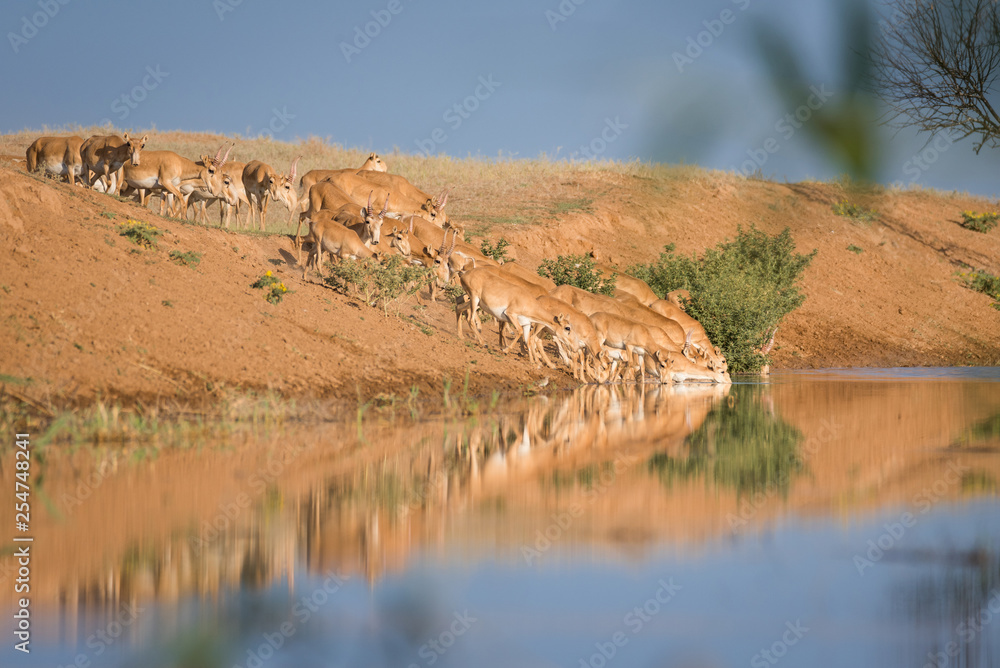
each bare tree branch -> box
[872,0,1000,153]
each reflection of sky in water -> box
[6,504,996,668]
[773,367,1000,382]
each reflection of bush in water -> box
[647,389,803,497]
[952,411,1000,450]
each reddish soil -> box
[1,153,999,407]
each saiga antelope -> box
[242,157,301,231]
[25,136,85,185]
[80,133,147,195]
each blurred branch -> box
[872,0,1000,154]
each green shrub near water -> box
[628,225,816,374]
[537,253,617,296]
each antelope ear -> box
[140,134,148,145]
[122,132,130,141]
[360,207,367,217]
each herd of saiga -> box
[25,132,752,385]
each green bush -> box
[325,255,431,316]
[480,237,512,263]
[959,211,999,233]
[537,254,616,296]
[958,268,1000,308]
[250,271,290,304]
[169,250,202,268]
[628,226,816,373]
[831,199,877,223]
[116,218,162,249]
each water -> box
[2,369,999,668]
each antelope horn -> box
[438,188,449,209]
[289,156,300,181]
[214,144,225,162]
[683,330,694,354]
[380,192,390,217]
[437,228,448,255]
[407,215,414,235]
[367,190,374,213]
[221,144,234,165]
[447,228,457,255]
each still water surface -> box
[2,368,999,667]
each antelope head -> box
[273,156,301,211]
[421,188,450,225]
[123,132,147,166]
[432,228,458,287]
[646,349,673,383]
[361,152,388,172]
[388,216,414,257]
[359,190,389,245]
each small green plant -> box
[957,268,1000,308]
[250,270,290,304]
[480,237,512,263]
[538,253,616,296]
[443,283,466,303]
[101,211,116,220]
[958,210,999,233]
[325,255,432,316]
[162,300,173,308]
[832,200,877,223]
[117,218,162,249]
[847,244,864,254]
[169,250,202,268]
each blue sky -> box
[5,0,1000,197]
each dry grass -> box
[1,124,713,239]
